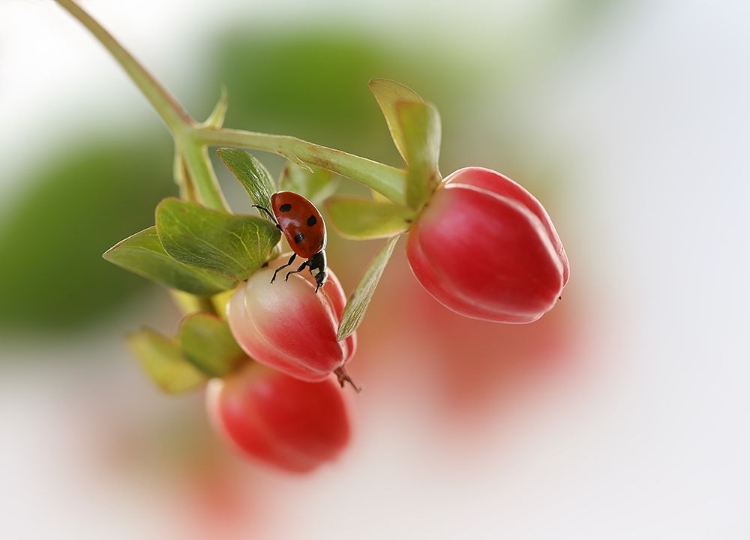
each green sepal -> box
[325,197,414,239]
[216,148,276,212]
[336,235,400,341]
[368,79,425,163]
[369,79,442,210]
[279,162,340,207]
[178,313,247,377]
[126,328,207,394]
[201,86,229,129]
[103,227,237,295]
[155,198,281,281]
[396,100,442,210]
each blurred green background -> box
[0,1,611,341]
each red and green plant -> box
[54,0,569,472]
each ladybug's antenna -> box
[252,204,279,227]
[334,366,362,394]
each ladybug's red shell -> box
[271,192,326,259]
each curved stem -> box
[179,141,230,211]
[195,127,408,205]
[55,0,407,208]
[55,0,191,133]
[55,0,229,212]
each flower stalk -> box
[54,0,408,209]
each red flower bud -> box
[407,167,569,324]
[226,257,356,382]
[207,364,351,473]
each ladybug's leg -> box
[271,253,296,283]
[307,251,328,293]
[252,205,281,230]
[284,261,309,282]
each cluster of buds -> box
[70,0,571,474]
[205,165,569,473]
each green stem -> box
[195,127,408,205]
[55,0,408,207]
[55,0,229,212]
[179,141,230,211]
[170,290,218,317]
[55,0,191,134]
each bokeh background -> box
[1,0,748,538]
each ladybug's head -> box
[308,251,328,293]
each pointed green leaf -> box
[202,86,229,129]
[155,198,280,281]
[369,80,442,209]
[127,328,207,394]
[216,148,276,212]
[337,235,400,341]
[178,313,247,377]
[325,197,414,240]
[279,162,340,207]
[369,79,424,163]
[397,100,442,210]
[103,227,237,295]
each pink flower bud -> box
[407,167,569,324]
[207,364,351,473]
[226,257,356,382]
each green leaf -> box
[369,79,425,163]
[127,328,207,394]
[155,198,281,281]
[103,227,237,295]
[325,197,414,239]
[217,148,276,212]
[279,162,340,207]
[178,313,247,377]
[337,235,400,341]
[397,100,442,210]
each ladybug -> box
[254,191,328,293]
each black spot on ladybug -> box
[279,203,292,212]
[294,232,305,243]
[306,215,317,227]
